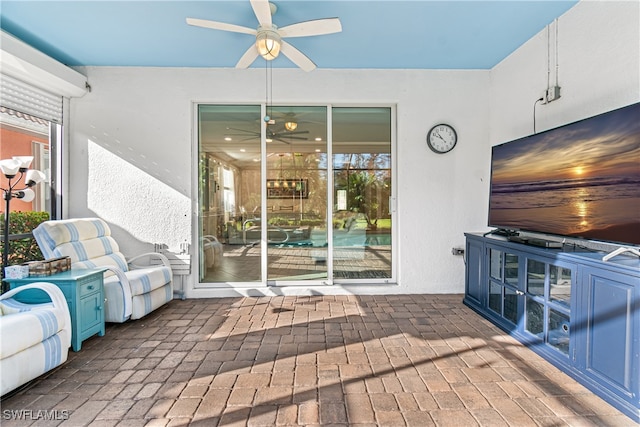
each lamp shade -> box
[284,121,298,131]
[12,156,34,169]
[0,159,21,177]
[17,188,35,202]
[25,169,46,186]
[256,28,281,60]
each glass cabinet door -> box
[487,246,520,326]
[549,265,572,307]
[524,257,573,356]
[490,249,502,281]
[527,259,545,297]
[548,308,570,355]
[504,253,519,286]
[504,287,518,324]
[525,298,544,337]
[489,282,502,314]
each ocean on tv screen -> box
[488,102,640,246]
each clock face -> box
[427,124,457,154]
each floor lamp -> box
[1,156,46,293]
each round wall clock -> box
[426,124,457,154]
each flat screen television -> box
[488,102,640,246]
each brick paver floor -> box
[0,295,635,426]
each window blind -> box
[0,73,62,123]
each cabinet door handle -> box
[87,285,94,290]
[97,306,102,311]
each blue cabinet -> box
[464,237,484,308]
[464,233,639,422]
[577,264,639,415]
[7,269,106,352]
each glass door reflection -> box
[265,106,328,282]
[332,107,392,280]
[198,105,262,283]
[197,104,395,286]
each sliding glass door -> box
[197,104,393,286]
[332,108,392,280]
[265,106,328,283]
[198,105,262,282]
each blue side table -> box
[6,268,106,351]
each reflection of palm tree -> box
[348,171,379,230]
[335,153,391,230]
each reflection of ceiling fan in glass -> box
[228,124,309,144]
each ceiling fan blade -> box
[278,136,309,141]
[277,130,310,136]
[280,41,316,72]
[228,127,260,136]
[239,136,259,142]
[236,45,260,69]
[186,18,256,35]
[250,0,272,26]
[279,18,342,38]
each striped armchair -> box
[0,282,71,396]
[33,218,173,323]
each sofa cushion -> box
[0,308,67,359]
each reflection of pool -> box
[244,226,311,245]
[273,232,391,248]
[365,234,391,246]
[234,222,392,248]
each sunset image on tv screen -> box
[489,102,640,245]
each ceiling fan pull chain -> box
[264,59,273,123]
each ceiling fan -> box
[186,0,342,72]
[228,124,309,144]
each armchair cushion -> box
[33,218,173,323]
[0,298,53,315]
[0,283,71,396]
[33,219,128,277]
[0,304,64,360]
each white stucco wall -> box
[66,0,639,298]
[69,68,490,297]
[491,0,640,144]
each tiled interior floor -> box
[202,243,392,283]
[1,294,635,426]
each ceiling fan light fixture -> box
[256,27,281,60]
[284,121,297,131]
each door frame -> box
[192,102,397,289]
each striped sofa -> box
[0,282,71,396]
[33,218,173,323]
